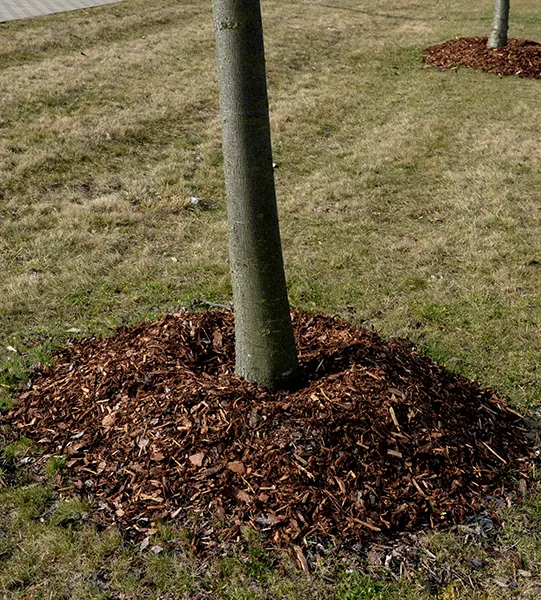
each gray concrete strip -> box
[0,0,123,23]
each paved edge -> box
[0,0,123,23]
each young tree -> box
[212,0,299,389]
[488,0,510,48]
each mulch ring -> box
[424,37,541,78]
[4,310,537,555]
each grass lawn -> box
[1,0,541,597]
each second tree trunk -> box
[488,0,510,48]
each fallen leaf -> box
[140,537,150,551]
[189,452,205,466]
[227,461,245,475]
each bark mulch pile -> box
[424,37,541,78]
[5,311,536,554]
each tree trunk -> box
[488,0,510,48]
[212,0,298,389]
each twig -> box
[194,299,233,311]
[481,441,507,464]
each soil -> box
[4,311,536,554]
[424,37,541,78]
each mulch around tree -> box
[5,311,536,554]
[424,37,541,78]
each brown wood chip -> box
[424,37,541,79]
[3,310,536,554]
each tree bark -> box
[488,0,510,48]
[212,0,298,389]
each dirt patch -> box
[5,311,536,553]
[424,37,541,78]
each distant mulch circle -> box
[5,311,537,553]
[424,37,541,78]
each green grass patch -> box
[1,437,34,462]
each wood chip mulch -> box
[424,37,541,78]
[4,311,536,553]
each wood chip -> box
[389,406,401,431]
[293,544,309,572]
